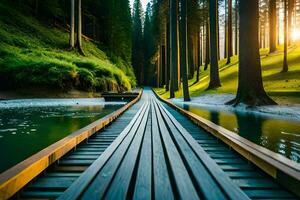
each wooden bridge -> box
[0,88,299,199]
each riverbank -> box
[155,45,300,105]
[0,2,136,94]
[0,88,103,100]
[171,93,300,121]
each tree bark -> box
[204,21,210,70]
[226,0,233,64]
[207,0,221,89]
[188,36,195,79]
[166,21,170,91]
[170,0,179,98]
[282,0,288,72]
[76,0,84,54]
[288,0,294,45]
[195,27,202,83]
[269,0,277,53]
[69,0,75,49]
[235,0,238,55]
[161,45,166,86]
[180,0,190,101]
[227,0,276,106]
[224,0,228,59]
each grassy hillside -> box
[156,46,300,105]
[0,2,136,95]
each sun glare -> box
[292,29,300,41]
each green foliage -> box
[132,0,144,84]
[155,47,300,104]
[96,0,132,64]
[0,2,135,92]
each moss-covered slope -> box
[0,2,136,93]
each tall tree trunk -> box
[228,0,276,106]
[288,0,294,45]
[235,0,238,55]
[277,1,281,45]
[282,0,289,72]
[76,0,84,54]
[226,0,233,64]
[204,21,210,70]
[166,22,170,91]
[224,0,228,59]
[157,48,161,87]
[188,36,194,79]
[196,27,202,83]
[217,14,220,61]
[208,0,221,89]
[69,0,75,49]
[269,0,277,53]
[170,0,179,98]
[180,0,190,101]
[161,45,166,86]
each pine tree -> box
[69,0,75,49]
[207,0,221,89]
[180,0,190,101]
[282,0,289,72]
[269,0,277,53]
[170,0,179,98]
[143,3,154,86]
[76,0,84,54]
[227,0,276,106]
[226,0,233,64]
[132,0,144,85]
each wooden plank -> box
[155,98,249,200]
[214,158,246,165]
[133,107,152,200]
[243,189,296,199]
[219,164,254,171]
[103,105,150,199]
[46,172,81,177]
[152,101,199,199]
[150,100,174,200]
[66,155,99,160]
[27,177,77,189]
[21,191,63,198]
[0,90,143,200]
[54,166,87,172]
[232,178,279,189]
[80,103,149,199]
[58,102,149,200]
[153,89,300,197]
[58,160,95,166]
[153,100,227,200]
[226,171,263,178]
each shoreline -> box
[172,93,300,121]
[0,88,102,100]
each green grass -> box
[0,2,136,92]
[155,45,300,105]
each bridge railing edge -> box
[152,88,300,197]
[0,89,143,200]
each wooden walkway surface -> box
[16,89,298,200]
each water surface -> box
[0,99,123,173]
[175,103,300,163]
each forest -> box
[138,0,300,107]
[1,0,300,199]
[0,0,299,105]
[0,0,135,97]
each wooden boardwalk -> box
[10,89,298,199]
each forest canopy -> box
[0,0,136,94]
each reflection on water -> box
[0,103,122,173]
[177,103,300,163]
